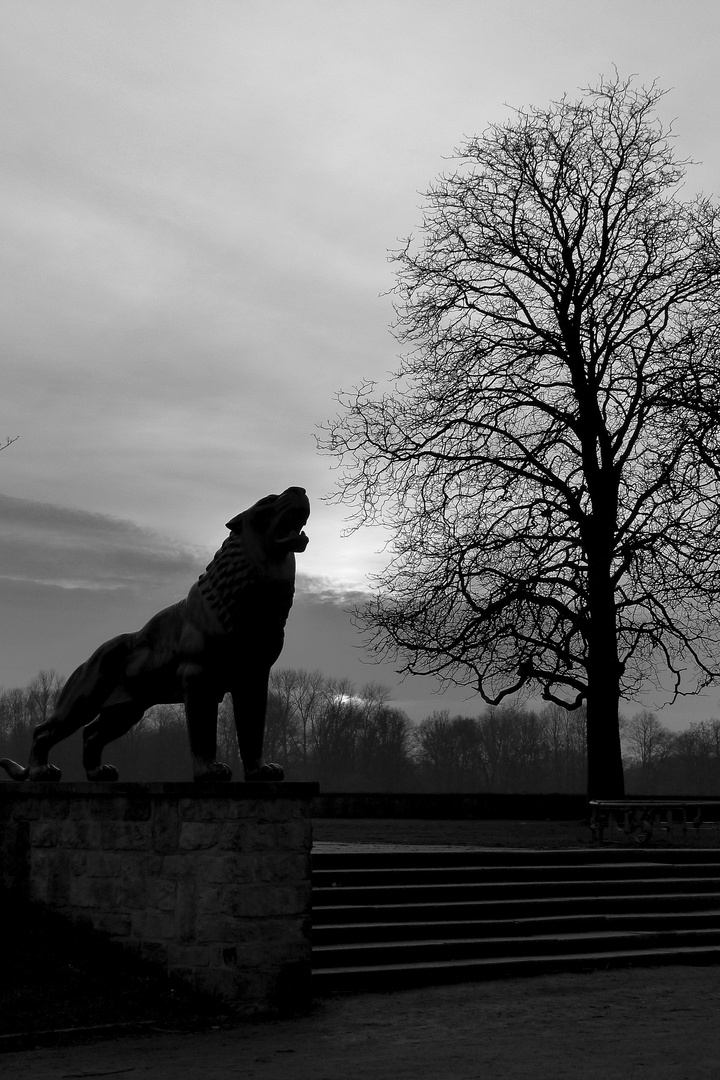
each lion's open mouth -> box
[276,529,309,552]
[273,488,310,552]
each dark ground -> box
[5,966,720,1079]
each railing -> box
[589,799,720,844]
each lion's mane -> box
[194,522,295,636]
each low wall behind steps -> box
[0,781,318,1016]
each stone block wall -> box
[0,782,318,1015]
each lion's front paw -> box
[193,761,233,782]
[27,764,62,782]
[244,762,284,782]
[86,764,119,782]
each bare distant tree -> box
[543,703,587,791]
[25,670,65,725]
[267,668,327,779]
[322,74,720,796]
[623,710,675,773]
[414,710,486,791]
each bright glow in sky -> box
[2,0,720,725]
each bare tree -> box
[0,686,34,752]
[672,718,720,793]
[623,709,675,792]
[217,694,241,775]
[267,668,328,779]
[543,702,587,791]
[357,701,413,788]
[26,670,65,725]
[414,711,479,791]
[322,74,720,796]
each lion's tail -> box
[0,758,29,781]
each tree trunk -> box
[585,666,625,798]
[585,559,625,798]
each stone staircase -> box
[311,846,720,993]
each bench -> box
[589,799,720,844]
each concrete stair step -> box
[314,927,720,968]
[312,876,720,908]
[313,890,720,925]
[312,943,720,993]
[313,908,720,946]
[313,861,720,888]
[312,847,720,870]
[311,849,720,990]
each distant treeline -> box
[0,668,717,794]
[621,710,720,795]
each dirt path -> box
[5,965,720,1080]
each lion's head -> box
[193,488,310,635]
[225,486,310,554]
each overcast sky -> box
[2,0,720,727]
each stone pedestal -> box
[0,782,317,1015]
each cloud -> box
[0,491,205,591]
[3,2,720,727]
[296,573,371,608]
[0,494,461,717]
[0,493,704,729]
[0,492,209,686]
[288,573,485,719]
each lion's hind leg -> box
[83,702,145,781]
[27,634,134,782]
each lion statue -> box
[0,487,310,783]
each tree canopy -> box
[322,74,720,796]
